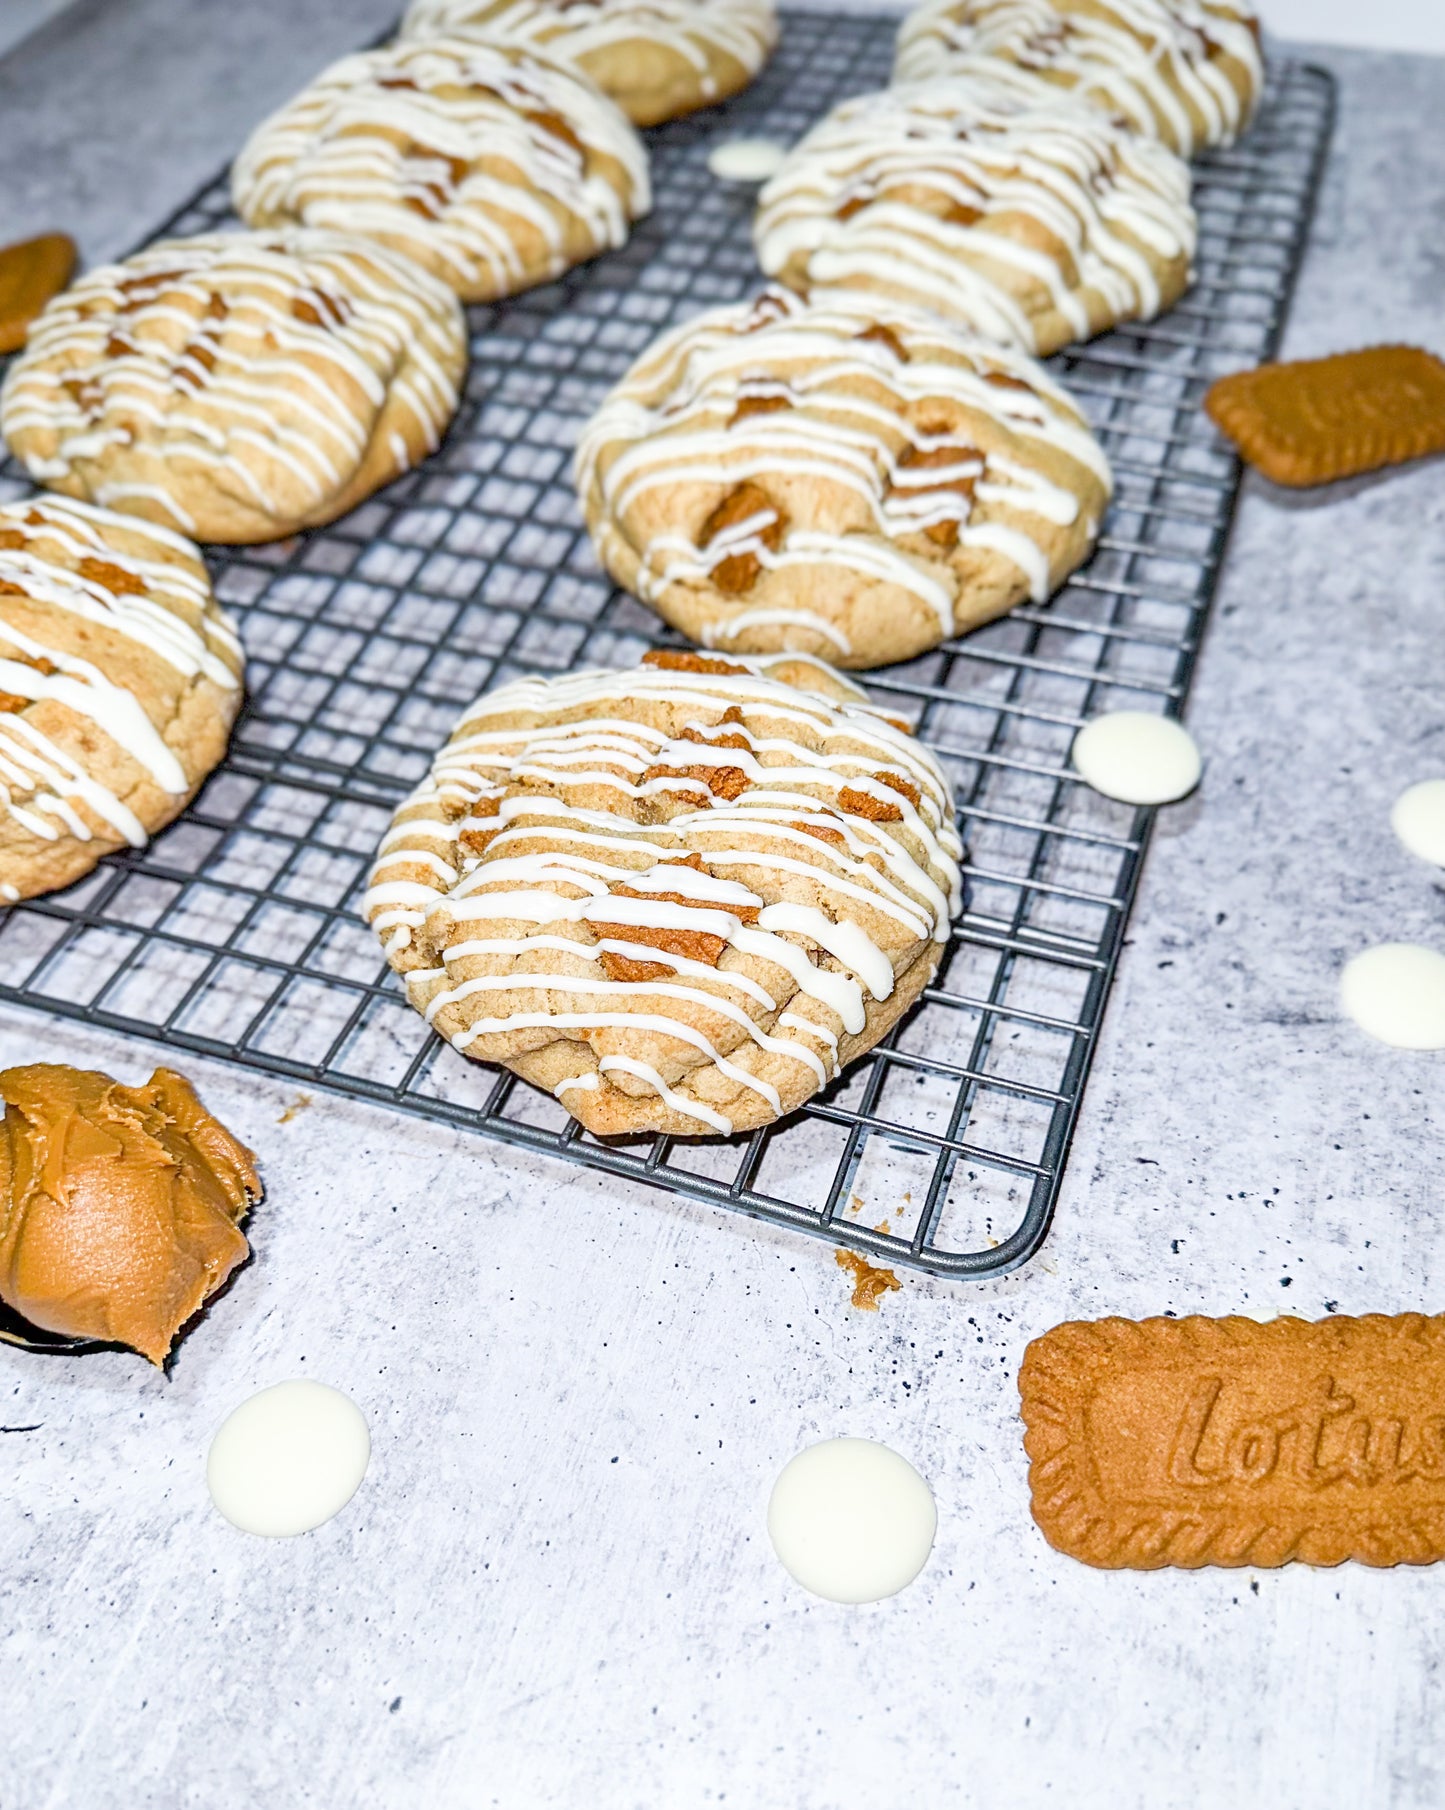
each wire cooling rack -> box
[0,13,1334,1278]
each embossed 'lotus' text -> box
[1167,1375,1445,1490]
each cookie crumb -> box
[835,1248,901,1311]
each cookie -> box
[0,233,77,357]
[755,70,1196,359]
[232,36,650,304]
[575,286,1113,669]
[399,0,780,128]
[364,650,963,1137]
[0,496,243,902]
[894,0,1263,156]
[0,230,467,545]
[1021,1314,1445,1569]
[1204,345,1445,488]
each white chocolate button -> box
[767,1437,936,1603]
[1392,780,1445,868]
[708,138,788,183]
[207,1380,370,1537]
[1340,943,1445,1051]
[1071,711,1202,806]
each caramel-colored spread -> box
[0,1065,260,1364]
[835,1247,902,1311]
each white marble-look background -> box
[2,6,1444,1807]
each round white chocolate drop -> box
[767,1437,936,1603]
[1071,711,1202,806]
[708,138,788,183]
[207,1380,370,1537]
[1340,944,1445,1051]
[1392,780,1445,868]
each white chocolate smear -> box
[1071,710,1202,806]
[207,1380,371,1537]
[1340,944,1445,1052]
[1392,780,1445,868]
[767,1437,937,1603]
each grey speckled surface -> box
[2,7,1444,1808]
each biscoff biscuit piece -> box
[399,0,779,129]
[364,654,963,1138]
[0,234,77,356]
[1021,1313,1445,1570]
[1205,346,1445,488]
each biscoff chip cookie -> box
[232,36,650,304]
[894,0,1263,156]
[574,286,1112,669]
[0,230,467,545]
[399,0,779,129]
[0,496,242,903]
[755,70,1197,359]
[364,651,963,1137]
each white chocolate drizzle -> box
[703,608,853,657]
[575,285,1112,645]
[754,71,1197,356]
[232,37,650,301]
[1,230,466,539]
[365,656,963,1132]
[894,0,1264,155]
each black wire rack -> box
[0,12,1334,1279]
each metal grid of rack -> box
[0,12,1335,1278]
